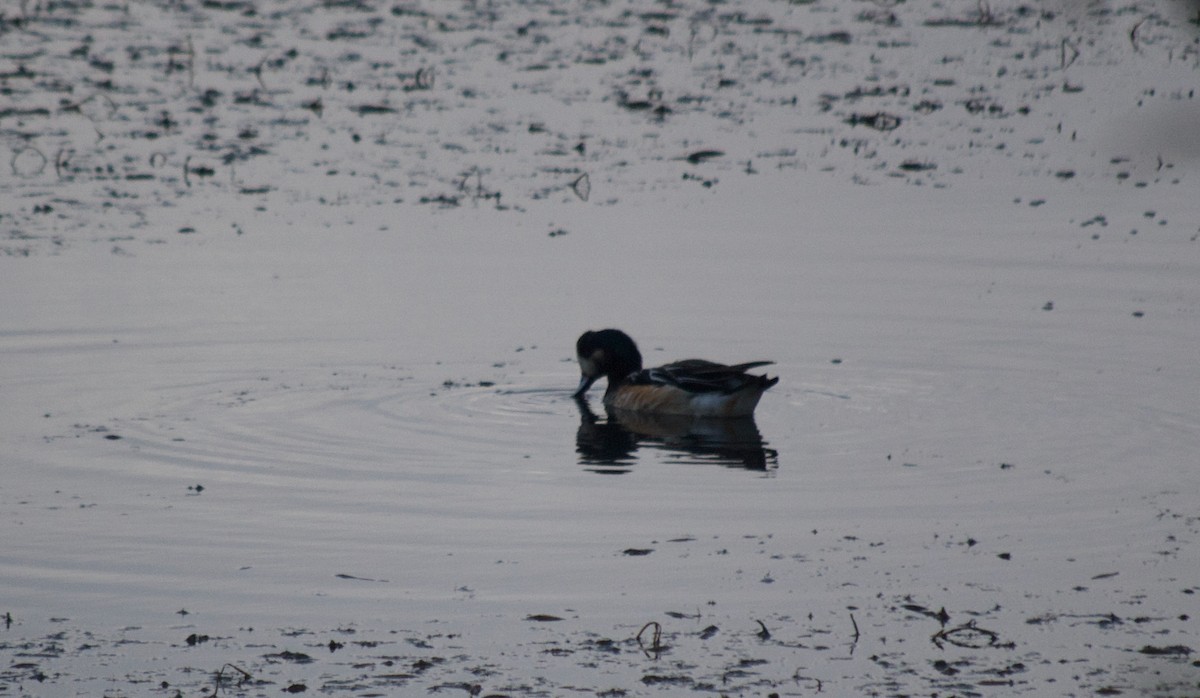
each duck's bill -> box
[574,374,597,397]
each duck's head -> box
[573,329,644,397]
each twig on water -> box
[186,35,196,88]
[403,66,435,91]
[252,55,269,91]
[636,621,663,658]
[687,20,715,61]
[976,0,993,25]
[167,36,196,88]
[1060,38,1079,70]
[205,663,251,697]
[61,92,118,141]
[755,619,771,640]
[54,148,71,179]
[792,669,823,692]
[570,172,590,201]
[415,66,435,90]
[1129,18,1144,53]
[456,166,502,206]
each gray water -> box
[3,1,1198,695]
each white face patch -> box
[578,349,604,377]
[578,356,598,377]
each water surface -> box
[2,1,1199,695]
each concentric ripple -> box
[101,363,582,493]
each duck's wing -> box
[635,359,776,394]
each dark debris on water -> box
[7,0,1192,255]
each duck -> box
[573,329,778,417]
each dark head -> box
[573,329,644,397]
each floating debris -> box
[685,149,725,164]
[571,173,590,201]
[845,112,902,131]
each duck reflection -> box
[574,397,778,473]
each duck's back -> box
[609,360,778,417]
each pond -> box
[2,1,1198,695]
